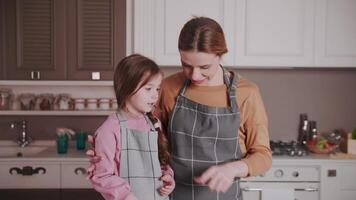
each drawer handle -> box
[74,167,86,175]
[242,187,318,192]
[242,187,262,191]
[9,166,46,176]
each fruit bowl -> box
[307,142,337,154]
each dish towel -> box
[261,188,294,200]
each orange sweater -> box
[155,72,272,177]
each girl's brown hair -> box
[113,54,170,165]
[178,17,228,56]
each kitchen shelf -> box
[0,110,115,116]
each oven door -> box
[240,182,319,200]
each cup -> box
[57,135,68,154]
[76,131,87,150]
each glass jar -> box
[98,98,111,110]
[54,94,71,110]
[18,93,36,110]
[36,93,54,110]
[0,88,13,110]
[74,98,86,110]
[86,98,98,110]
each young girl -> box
[90,54,175,200]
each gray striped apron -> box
[117,111,168,200]
[169,69,243,200]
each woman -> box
[88,17,271,200]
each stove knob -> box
[274,169,284,178]
[292,171,299,177]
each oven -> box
[240,165,320,200]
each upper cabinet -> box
[66,0,126,80]
[130,0,236,66]
[130,0,356,67]
[3,0,67,80]
[315,0,356,67]
[235,0,314,67]
[1,0,126,80]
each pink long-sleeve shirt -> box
[90,113,173,200]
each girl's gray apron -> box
[117,111,168,200]
[169,69,243,200]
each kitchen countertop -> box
[1,140,356,163]
[0,140,88,162]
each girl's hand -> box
[85,135,102,179]
[159,174,175,196]
[193,161,248,193]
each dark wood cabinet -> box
[66,0,126,80]
[0,189,104,200]
[1,0,125,80]
[61,189,104,200]
[3,0,67,80]
[0,189,61,200]
[0,0,5,79]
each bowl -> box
[307,143,337,154]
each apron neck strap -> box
[117,110,156,131]
[117,110,128,128]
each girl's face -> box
[125,73,163,116]
[180,51,222,86]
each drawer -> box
[242,165,320,182]
[0,162,60,189]
[61,163,92,189]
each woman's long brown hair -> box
[113,54,170,165]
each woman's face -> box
[180,51,222,86]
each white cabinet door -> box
[61,162,92,188]
[132,0,235,66]
[320,163,356,200]
[235,0,315,67]
[0,161,60,188]
[315,0,356,67]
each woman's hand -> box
[85,135,102,179]
[159,174,175,196]
[193,161,248,193]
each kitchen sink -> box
[0,146,48,157]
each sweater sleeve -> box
[240,86,272,177]
[90,121,137,200]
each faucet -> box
[10,120,32,147]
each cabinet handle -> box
[242,187,318,192]
[9,166,46,176]
[242,187,262,191]
[30,71,35,80]
[295,187,318,192]
[36,71,41,80]
[74,167,86,175]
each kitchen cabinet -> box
[0,189,61,200]
[0,161,61,188]
[130,0,356,67]
[66,0,126,80]
[131,0,236,66]
[320,162,356,200]
[61,162,104,200]
[0,160,102,200]
[234,0,314,67]
[2,0,126,80]
[314,0,356,67]
[2,0,66,80]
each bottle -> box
[298,114,309,146]
[309,120,318,141]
